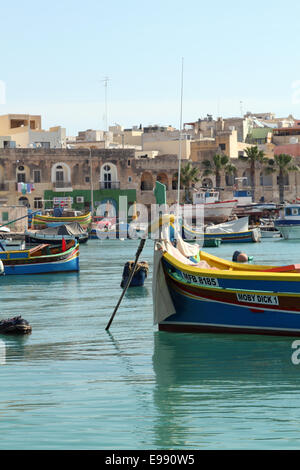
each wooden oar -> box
[105,237,146,331]
[106,181,167,331]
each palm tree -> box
[242,146,267,197]
[202,154,236,189]
[265,154,300,203]
[173,162,200,203]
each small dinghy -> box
[120,261,149,288]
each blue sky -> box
[1,0,300,135]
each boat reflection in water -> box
[152,332,300,449]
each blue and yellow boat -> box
[33,211,92,230]
[153,230,300,337]
[180,216,261,244]
[0,241,79,275]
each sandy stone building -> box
[0,147,299,215]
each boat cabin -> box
[193,190,219,205]
[282,205,300,220]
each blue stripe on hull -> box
[3,255,79,275]
[163,259,300,294]
[161,285,300,336]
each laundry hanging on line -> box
[17,183,35,194]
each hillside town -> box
[0,111,300,220]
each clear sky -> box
[1,0,300,135]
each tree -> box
[265,154,300,203]
[173,162,200,203]
[242,146,267,196]
[202,154,236,189]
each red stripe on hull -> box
[159,323,300,337]
[169,277,300,313]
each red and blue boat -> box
[153,228,300,337]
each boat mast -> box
[177,57,184,212]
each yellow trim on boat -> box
[163,251,300,282]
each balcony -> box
[99,181,120,190]
[53,181,73,192]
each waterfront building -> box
[0,114,66,149]
[0,146,299,213]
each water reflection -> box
[152,332,300,449]
[125,286,150,299]
[0,339,5,365]
[0,335,31,364]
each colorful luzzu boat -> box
[153,223,300,337]
[0,240,79,275]
[33,211,92,230]
[179,216,261,244]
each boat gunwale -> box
[162,250,300,281]
[0,243,79,262]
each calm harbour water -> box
[1,237,300,450]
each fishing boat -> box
[0,240,79,275]
[274,204,300,239]
[181,216,261,244]
[153,217,300,337]
[258,219,281,239]
[24,222,89,245]
[184,190,238,223]
[33,210,92,230]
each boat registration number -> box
[236,293,279,305]
[180,272,219,287]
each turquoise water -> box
[1,238,300,449]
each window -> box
[33,170,41,183]
[34,197,43,209]
[219,143,226,151]
[17,173,26,183]
[56,170,64,182]
[104,171,112,188]
[128,176,132,182]
[128,160,131,167]
[85,176,90,183]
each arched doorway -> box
[141,172,153,191]
[51,162,71,188]
[18,196,30,208]
[157,172,169,190]
[100,163,119,189]
[242,169,253,187]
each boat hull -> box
[182,227,261,243]
[0,243,80,275]
[183,200,237,223]
[25,233,88,245]
[33,212,92,229]
[275,223,300,240]
[159,255,300,337]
